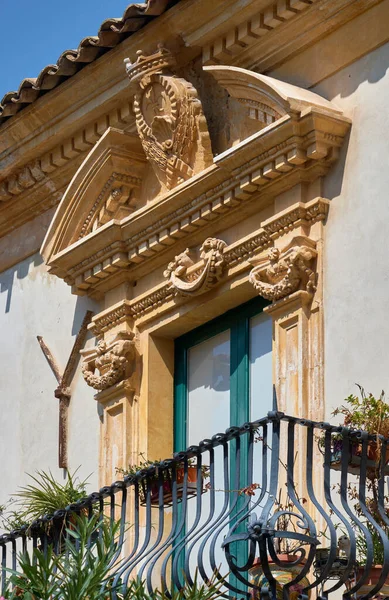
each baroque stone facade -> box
[2,0,388,506]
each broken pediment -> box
[40,61,350,300]
[41,127,148,261]
[204,65,343,132]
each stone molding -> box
[113,197,328,324]
[197,0,383,78]
[125,46,213,192]
[80,332,136,391]
[163,237,227,296]
[202,0,318,67]
[0,103,133,204]
[261,197,329,239]
[248,235,317,301]
[41,128,147,263]
[90,300,134,337]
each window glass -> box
[250,312,273,419]
[187,329,231,444]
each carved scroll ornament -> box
[125,45,212,191]
[249,236,317,302]
[164,238,227,296]
[81,332,136,391]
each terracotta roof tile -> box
[0,0,175,127]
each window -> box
[174,296,273,453]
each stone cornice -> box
[202,0,319,66]
[198,0,384,73]
[89,197,328,329]
[0,102,134,238]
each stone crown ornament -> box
[124,44,176,84]
[80,332,136,391]
[249,236,317,302]
[124,45,213,192]
[164,237,227,296]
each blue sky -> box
[0,0,134,100]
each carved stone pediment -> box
[125,45,213,192]
[249,235,317,301]
[41,59,349,300]
[41,128,147,259]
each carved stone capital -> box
[163,237,227,296]
[125,45,213,191]
[249,236,317,302]
[80,332,136,391]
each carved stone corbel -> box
[80,332,136,391]
[249,236,317,302]
[125,45,213,191]
[163,237,227,296]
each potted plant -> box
[248,490,312,600]
[117,454,210,507]
[328,387,389,473]
[324,387,389,596]
[1,469,90,550]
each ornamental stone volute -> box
[249,236,317,302]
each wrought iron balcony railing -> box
[2,411,389,599]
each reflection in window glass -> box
[250,312,273,420]
[187,329,230,444]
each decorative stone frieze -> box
[261,197,329,240]
[249,236,317,301]
[118,198,321,322]
[81,332,136,391]
[125,45,213,192]
[163,237,227,296]
[90,301,134,337]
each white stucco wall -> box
[0,252,100,511]
[313,42,389,417]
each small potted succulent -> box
[118,454,210,507]
[323,387,389,474]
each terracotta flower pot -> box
[347,565,389,598]
[142,465,200,507]
[330,440,389,475]
[249,555,311,600]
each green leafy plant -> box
[4,515,223,600]
[117,453,210,480]
[329,386,389,569]
[332,386,389,437]
[6,514,120,600]
[12,469,89,524]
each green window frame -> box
[174,295,270,453]
[173,296,271,590]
